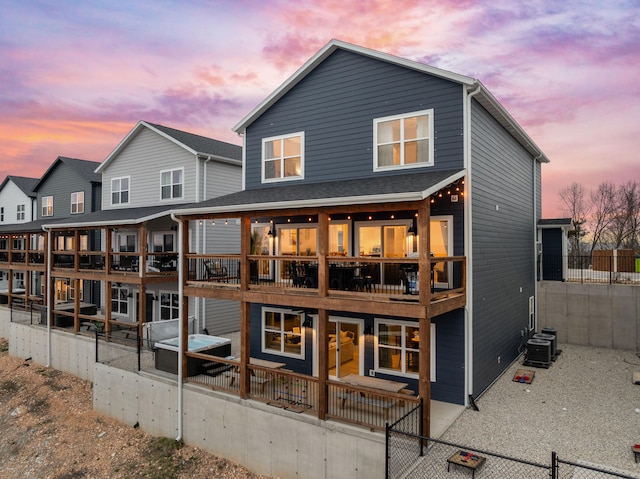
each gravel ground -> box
[439,343,640,474]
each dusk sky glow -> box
[1,0,638,217]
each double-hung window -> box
[71,192,84,214]
[16,204,25,221]
[160,168,183,200]
[374,109,433,170]
[262,308,304,358]
[0,206,4,222]
[262,132,304,182]
[42,196,53,217]
[111,177,129,205]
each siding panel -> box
[244,49,464,189]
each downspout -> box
[532,153,542,333]
[171,213,184,441]
[464,83,481,406]
[42,225,52,367]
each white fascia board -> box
[172,170,466,217]
[44,211,173,230]
[233,39,476,133]
[472,84,550,164]
[96,121,199,174]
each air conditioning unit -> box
[533,332,556,361]
[524,338,551,368]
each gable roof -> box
[96,121,242,173]
[32,157,102,192]
[233,39,549,163]
[173,168,464,216]
[0,175,39,197]
[538,218,573,229]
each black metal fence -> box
[387,406,640,479]
[541,254,640,284]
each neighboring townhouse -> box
[0,158,101,307]
[43,121,242,337]
[171,39,549,436]
[0,176,38,225]
[0,176,38,298]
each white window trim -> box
[261,307,305,359]
[111,285,129,317]
[374,318,436,380]
[261,131,305,183]
[111,176,131,206]
[328,220,351,256]
[354,218,412,258]
[159,291,180,321]
[373,108,434,171]
[70,191,84,214]
[159,167,184,201]
[42,196,53,217]
[16,204,25,221]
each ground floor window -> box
[262,308,304,358]
[111,286,129,315]
[375,319,436,379]
[159,292,179,320]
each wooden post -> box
[180,219,189,378]
[240,215,251,398]
[317,308,328,420]
[418,198,431,438]
[317,212,328,297]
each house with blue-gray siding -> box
[173,39,549,436]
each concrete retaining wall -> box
[92,363,385,479]
[2,316,385,479]
[538,281,640,351]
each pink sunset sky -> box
[1,0,638,217]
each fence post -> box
[419,398,426,456]
[551,451,557,479]
[137,328,141,372]
[95,330,99,363]
[385,422,390,479]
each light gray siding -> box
[470,100,539,397]
[204,161,241,200]
[0,181,34,224]
[101,128,197,209]
[244,49,465,190]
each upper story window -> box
[42,196,53,217]
[0,207,4,222]
[262,132,304,182]
[374,109,434,170]
[160,168,183,200]
[111,177,130,205]
[16,204,25,221]
[71,192,84,214]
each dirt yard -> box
[0,338,275,479]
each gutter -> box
[170,213,184,442]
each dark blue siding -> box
[250,306,466,404]
[245,49,464,189]
[470,100,539,397]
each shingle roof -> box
[33,156,101,192]
[0,176,39,197]
[146,122,241,161]
[538,218,573,227]
[174,169,465,215]
[43,204,189,229]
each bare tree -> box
[589,182,616,251]
[606,181,640,249]
[559,182,590,254]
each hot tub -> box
[154,334,232,376]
